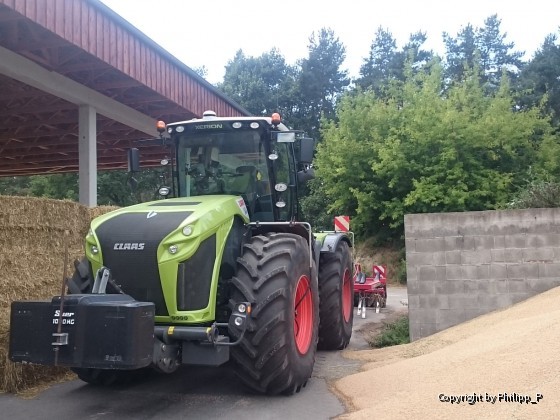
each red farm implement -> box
[353,263,387,318]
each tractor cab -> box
[160,111,314,222]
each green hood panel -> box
[84,195,250,324]
[90,195,250,230]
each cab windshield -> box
[176,130,271,208]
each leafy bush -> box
[509,179,560,209]
[371,315,410,348]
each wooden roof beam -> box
[0,45,159,137]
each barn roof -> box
[0,0,250,177]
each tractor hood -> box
[89,195,250,235]
[86,195,249,315]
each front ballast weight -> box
[9,266,252,372]
[10,293,155,370]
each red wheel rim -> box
[342,268,352,322]
[294,275,313,354]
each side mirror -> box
[128,148,140,172]
[299,137,315,164]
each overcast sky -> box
[99,0,559,84]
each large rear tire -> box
[228,233,319,395]
[318,240,353,350]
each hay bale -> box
[0,196,87,234]
[0,196,119,393]
[89,205,119,219]
[0,330,70,393]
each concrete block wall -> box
[405,208,560,341]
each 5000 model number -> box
[114,242,145,250]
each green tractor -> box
[9,111,354,395]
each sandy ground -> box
[335,286,560,419]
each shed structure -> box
[0,0,249,205]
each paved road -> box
[0,286,407,420]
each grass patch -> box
[370,315,410,348]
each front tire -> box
[228,233,319,395]
[318,240,353,350]
[71,367,151,386]
[67,257,93,294]
[72,368,122,386]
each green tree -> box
[29,173,79,200]
[218,49,297,117]
[300,178,341,231]
[509,176,560,209]
[0,176,32,196]
[97,168,163,206]
[444,23,478,82]
[476,14,524,89]
[295,28,350,139]
[444,15,524,90]
[193,65,208,79]
[314,61,555,238]
[357,28,434,97]
[356,27,400,94]
[0,168,164,207]
[400,31,435,73]
[518,32,560,125]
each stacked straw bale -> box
[0,196,118,393]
